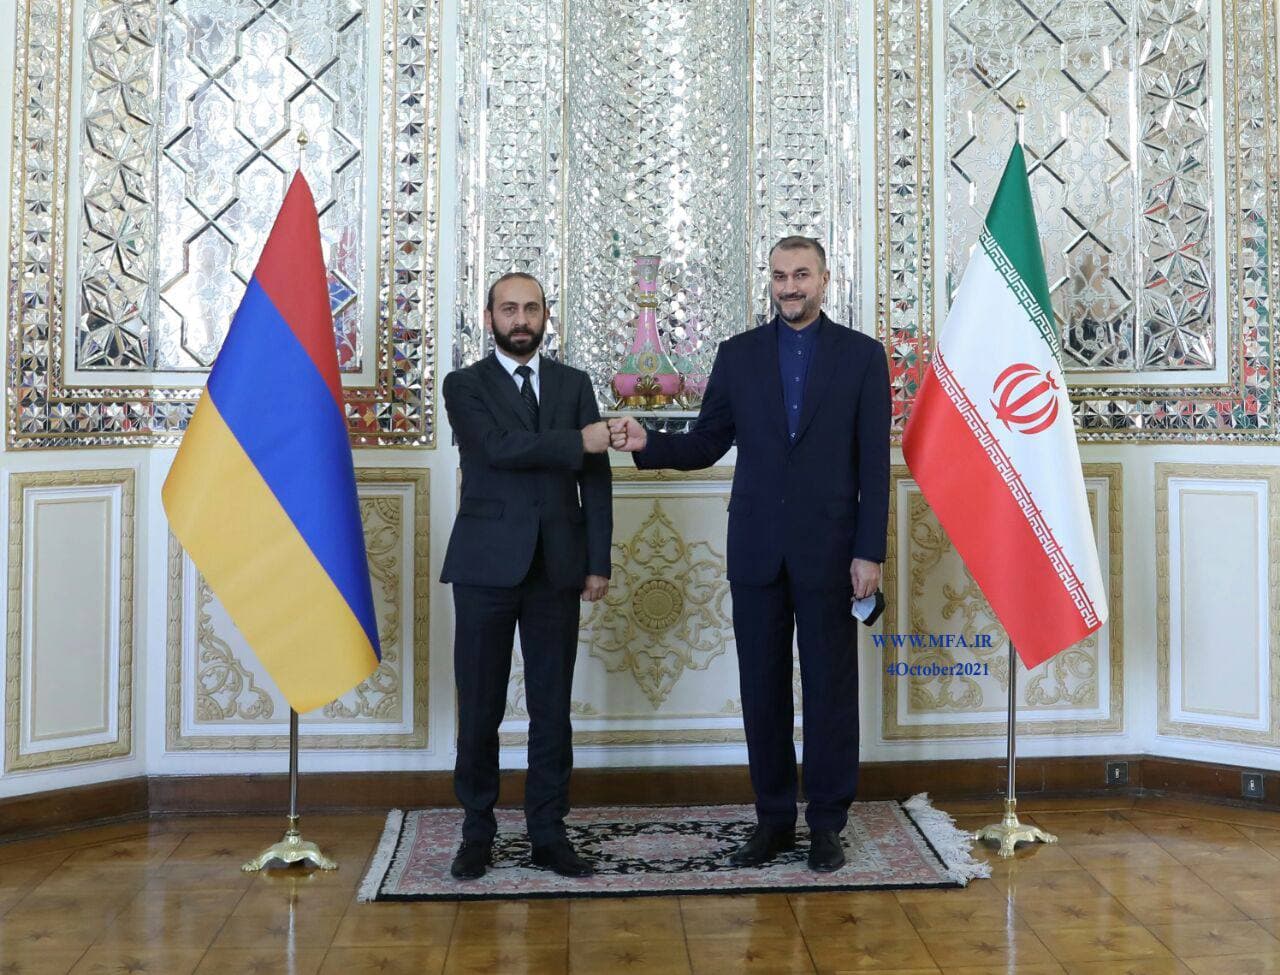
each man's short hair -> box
[486,271,547,313]
[768,236,827,272]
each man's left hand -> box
[850,558,881,600]
[581,575,609,602]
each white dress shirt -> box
[493,347,541,402]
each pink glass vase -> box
[611,256,684,408]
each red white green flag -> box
[902,142,1107,669]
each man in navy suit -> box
[610,237,890,872]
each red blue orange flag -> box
[163,172,381,713]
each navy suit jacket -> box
[441,354,612,590]
[635,315,890,589]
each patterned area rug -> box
[358,794,989,901]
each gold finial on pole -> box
[297,129,309,173]
[1014,98,1027,146]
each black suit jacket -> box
[441,354,612,590]
[635,315,890,589]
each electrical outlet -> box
[1106,761,1129,787]
[1242,771,1265,800]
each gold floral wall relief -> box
[193,577,274,722]
[580,500,734,709]
[321,494,404,721]
[882,464,1123,739]
[166,469,429,749]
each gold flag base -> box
[973,798,1058,859]
[241,815,337,872]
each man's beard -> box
[777,294,818,323]
[492,324,545,356]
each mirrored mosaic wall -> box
[7,0,439,447]
[880,0,1276,440]
[8,0,1275,446]
[753,0,860,333]
[454,0,566,361]
[564,0,748,395]
[457,0,860,400]
[947,0,1216,373]
[79,0,369,373]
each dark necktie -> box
[515,364,539,426]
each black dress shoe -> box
[807,830,845,872]
[728,826,796,867]
[450,840,492,880]
[531,841,594,877]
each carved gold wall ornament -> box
[322,495,404,721]
[631,579,686,634]
[503,651,599,721]
[881,464,1124,739]
[580,501,734,709]
[500,467,807,746]
[166,469,429,750]
[194,579,274,722]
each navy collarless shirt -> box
[778,315,822,441]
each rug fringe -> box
[902,792,991,884]
[358,808,405,903]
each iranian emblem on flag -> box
[991,363,1060,434]
[902,142,1108,669]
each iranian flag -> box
[902,142,1107,669]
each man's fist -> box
[581,575,609,602]
[608,416,648,452]
[581,421,611,453]
[851,558,881,600]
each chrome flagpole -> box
[242,709,337,871]
[973,641,1057,858]
[242,129,338,873]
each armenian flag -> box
[163,172,380,713]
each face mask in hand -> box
[851,590,885,627]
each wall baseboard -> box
[0,777,148,838]
[2,755,1277,842]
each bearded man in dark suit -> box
[610,237,890,872]
[442,272,612,880]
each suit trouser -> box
[730,565,859,833]
[452,541,582,846]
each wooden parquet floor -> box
[1,796,1278,974]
